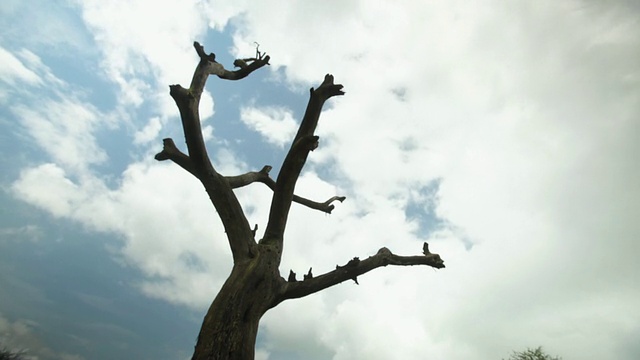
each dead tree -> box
[155,41,445,360]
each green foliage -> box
[504,346,562,360]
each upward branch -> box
[263,75,345,244]
[156,41,270,263]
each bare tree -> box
[0,345,26,360]
[155,42,445,360]
[504,346,562,360]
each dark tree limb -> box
[192,41,270,84]
[225,165,274,188]
[158,42,270,263]
[154,148,347,214]
[154,138,197,177]
[277,242,445,302]
[293,195,345,214]
[263,75,345,243]
[226,165,346,214]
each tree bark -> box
[155,42,445,360]
[192,246,283,360]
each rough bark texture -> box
[155,42,445,360]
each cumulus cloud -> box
[77,0,208,111]
[0,46,118,183]
[73,0,218,148]
[222,1,640,359]
[12,164,87,218]
[13,99,107,173]
[240,105,298,147]
[12,160,233,309]
[5,0,230,311]
[134,116,162,145]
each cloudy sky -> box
[1,1,639,359]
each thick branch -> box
[153,148,347,214]
[225,165,274,188]
[263,75,344,242]
[169,85,211,171]
[277,243,445,302]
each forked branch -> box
[156,41,270,263]
[154,147,346,214]
[277,243,445,302]
[263,75,345,243]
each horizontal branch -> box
[191,41,270,88]
[225,165,273,188]
[226,165,345,214]
[277,243,444,302]
[293,195,345,214]
[152,151,347,214]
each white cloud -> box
[220,1,640,359]
[12,164,86,218]
[4,0,230,309]
[0,47,113,180]
[12,160,234,308]
[240,106,298,147]
[0,47,42,86]
[134,116,162,144]
[72,0,218,155]
[200,90,215,122]
[77,0,209,112]
[13,98,107,174]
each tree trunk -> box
[192,244,283,360]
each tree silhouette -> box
[504,346,562,360]
[155,41,445,360]
[0,345,25,360]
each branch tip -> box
[304,268,313,280]
[193,41,215,62]
[260,165,272,175]
[422,242,430,255]
[155,152,168,161]
[326,196,346,205]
